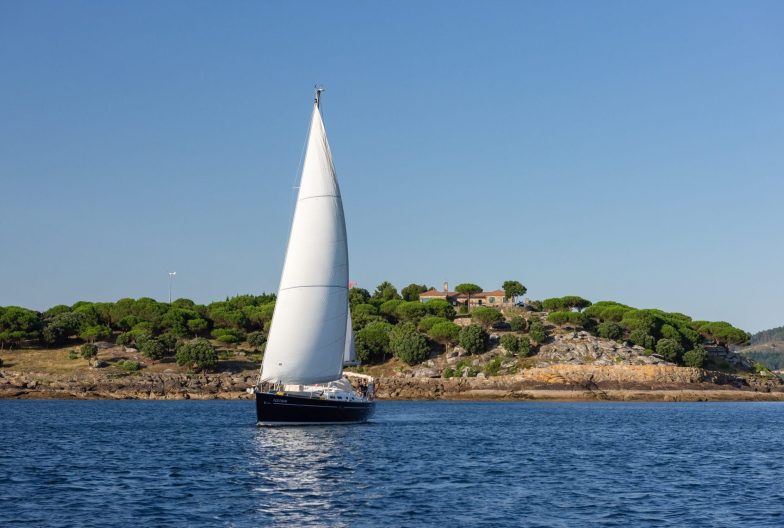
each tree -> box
[597,321,623,340]
[418,316,447,333]
[389,323,430,365]
[355,321,392,363]
[42,312,84,346]
[140,338,166,361]
[379,299,404,321]
[471,307,504,329]
[80,343,98,361]
[458,324,488,354]
[79,325,112,343]
[541,298,567,312]
[683,346,707,368]
[348,287,371,307]
[560,296,592,311]
[630,329,655,349]
[176,338,217,371]
[371,281,401,304]
[423,299,456,320]
[655,338,684,363]
[401,283,429,302]
[187,318,210,337]
[428,321,461,347]
[395,301,428,323]
[0,306,42,349]
[455,283,482,309]
[502,281,527,303]
[547,311,588,329]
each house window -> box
[488,297,495,304]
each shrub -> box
[140,338,166,361]
[500,334,520,354]
[68,350,79,360]
[80,343,98,361]
[443,367,455,379]
[176,338,218,371]
[389,323,430,365]
[428,321,461,347]
[528,320,547,344]
[458,324,488,355]
[656,338,684,363]
[509,315,527,332]
[210,328,245,343]
[682,347,707,368]
[158,332,179,353]
[630,329,655,349]
[355,321,392,364]
[484,358,503,376]
[116,332,133,347]
[117,360,141,372]
[247,331,266,349]
[518,336,531,357]
[597,322,623,340]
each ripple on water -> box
[2,400,784,527]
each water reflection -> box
[247,426,369,526]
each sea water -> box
[1,400,782,527]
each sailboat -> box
[254,88,376,426]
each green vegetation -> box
[471,307,503,329]
[0,280,755,375]
[388,323,430,365]
[458,324,488,355]
[116,360,141,372]
[80,343,98,361]
[455,283,482,306]
[175,338,217,372]
[542,296,592,312]
[528,320,547,345]
[401,283,429,302]
[484,358,502,376]
[428,321,461,347]
[502,280,527,302]
[355,321,392,364]
[683,347,707,368]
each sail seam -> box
[298,194,340,201]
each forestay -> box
[261,103,349,384]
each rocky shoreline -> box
[2,364,783,402]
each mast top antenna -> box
[314,85,325,107]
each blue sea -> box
[1,400,783,527]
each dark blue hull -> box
[255,391,375,425]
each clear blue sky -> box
[1,1,782,333]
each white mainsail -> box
[260,99,349,384]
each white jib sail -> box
[343,308,356,365]
[261,103,349,384]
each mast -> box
[260,88,349,385]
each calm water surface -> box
[1,400,783,527]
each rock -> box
[91,360,108,368]
[124,347,138,354]
[476,373,486,379]
[455,347,470,357]
[423,360,435,368]
[412,368,439,378]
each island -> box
[1,281,782,401]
